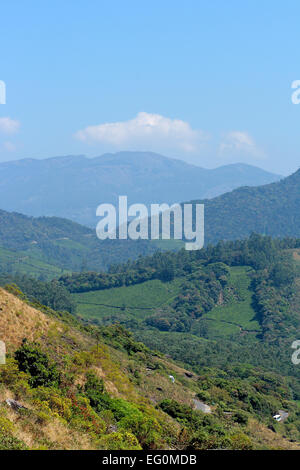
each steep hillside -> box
[0,153,280,226]
[0,286,299,450]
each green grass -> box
[73,278,182,323]
[198,266,261,338]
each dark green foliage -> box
[232,410,249,425]
[83,372,111,412]
[59,268,157,293]
[14,340,60,388]
[270,261,296,287]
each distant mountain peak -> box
[0,151,281,227]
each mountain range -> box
[0,164,299,277]
[0,152,280,227]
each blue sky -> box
[1,0,300,175]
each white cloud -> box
[219,131,265,159]
[0,117,20,135]
[75,112,207,153]
[75,113,266,164]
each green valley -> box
[59,235,300,385]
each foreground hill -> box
[0,152,280,226]
[0,285,299,450]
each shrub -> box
[229,432,253,450]
[118,414,162,449]
[32,387,72,421]
[0,357,22,380]
[98,431,142,450]
[188,429,230,450]
[84,372,111,412]
[14,340,60,388]
[233,410,249,425]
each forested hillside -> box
[195,167,300,244]
[0,209,158,276]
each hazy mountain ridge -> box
[0,152,280,227]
